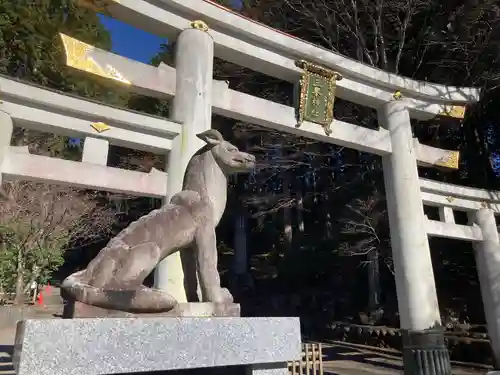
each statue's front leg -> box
[194,224,233,304]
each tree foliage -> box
[0,181,114,302]
[0,0,129,156]
[0,0,123,301]
[0,0,126,98]
[200,0,500,332]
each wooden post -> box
[82,137,109,165]
[288,343,323,375]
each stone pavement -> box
[0,308,493,375]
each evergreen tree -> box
[0,0,122,302]
[0,0,126,102]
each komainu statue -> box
[61,129,256,313]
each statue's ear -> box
[196,129,223,145]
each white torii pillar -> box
[154,21,214,302]
[470,208,500,368]
[379,100,451,375]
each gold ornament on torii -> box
[294,60,342,136]
[435,151,460,170]
[190,20,209,32]
[90,122,111,133]
[59,33,131,85]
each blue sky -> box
[98,14,165,63]
[98,0,243,62]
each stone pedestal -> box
[14,317,300,375]
[62,299,240,318]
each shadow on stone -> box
[115,366,246,375]
[0,344,13,357]
[0,344,14,374]
[321,344,403,371]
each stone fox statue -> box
[61,129,256,313]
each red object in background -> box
[44,283,52,297]
[37,291,44,306]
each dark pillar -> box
[402,327,451,375]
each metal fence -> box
[288,343,323,375]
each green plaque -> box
[295,60,342,135]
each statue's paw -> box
[216,287,234,304]
[206,287,233,304]
[222,287,234,303]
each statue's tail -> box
[61,270,178,313]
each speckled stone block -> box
[13,317,301,375]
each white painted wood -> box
[0,111,14,185]
[414,140,459,170]
[469,209,500,364]
[62,46,465,166]
[157,0,479,104]
[420,177,500,203]
[425,218,482,242]
[154,28,214,301]
[161,64,460,166]
[66,46,394,156]
[421,191,500,213]
[0,75,181,138]
[380,100,441,331]
[100,0,479,119]
[11,145,30,154]
[1,101,172,153]
[0,146,166,197]
[220,86,392,155]
[438,206,455,224]
[82,137,109,165]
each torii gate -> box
[2,0,500,373]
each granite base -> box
[14,317,301,375]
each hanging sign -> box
[295,60,342,135]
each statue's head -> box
[197,129,256,174]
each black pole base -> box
[402,327,452,375]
